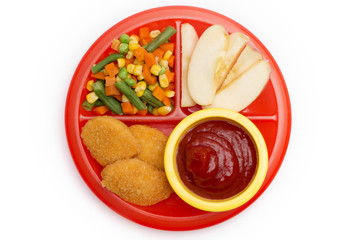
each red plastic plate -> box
[65,6,291,231]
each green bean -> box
[92,81,123,115]
[147,104,154,113]
[82,100,95,111]
[119,34,130,44]
[91,53,121,74]
[141,89,164,108]
[144,26,177,52]
[115,81,147,111]
[94,99,104,107]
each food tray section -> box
[66,6,291,231]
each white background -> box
[1,0,355,239]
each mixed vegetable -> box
[82,26,177,115]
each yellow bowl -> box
[164,108,268,212]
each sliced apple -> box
[187,25,229,106]
[204,60,271,112]
[215,32,249,89]
[181,23,199,107]
[220,44,263,90]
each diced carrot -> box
[153,48,164,61]
[105,85,120,96]
[91,72,106,80]
[111,39,121,52]
[159,43,175,53]
[104,62,119,76]
[105,76,116,86]
[137,108,148,116]
[139,37,152,46]
[125,58,134,67]
[162,96,171,106]
[152,86,165,101]
[139,27,150,39]
[165,82,175,91]
[165,69,175,82]
[144,52,156,68]
[121,102,134,115]
[113,94,122,102]
[142,64,153,85]
[150,75,157,85]
[133,47,147,62]
[93,106,109,115]
[168,55,175,68]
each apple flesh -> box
[204,60,271,112]
[181,23,199,107]
[187,25,228,106]
[215,32,249,90]
[220,44,263,90]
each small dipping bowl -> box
[164,108,268,212]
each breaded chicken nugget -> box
[101,158,172,206]
[129,125,168,171]
[81,116,140,166]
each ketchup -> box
[176,120,257,199]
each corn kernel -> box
[157,106,172,115]
[135,81,147,92]
[129,42,140,51]
[133,59,145,65]
[152,108,159,116]
[136,89,145,97]
[132,105,139,114]
[159,74,169,88]
[133,65,143,76]
[150,64,162,76]
[148,82,159,91]
[126,50,134,59]
[165,90,175,98]
[150,30,161,38]
[137,75,144,81]
[127,73,131,79]
[86,80,94,91]
[121,94,129,103]
[127,64,135,74]
[158,59,169,69]
[130,35,140,43]
[86,92,98,103]
[163,50,173,60]
[117,58,126,68]
[102,69,109,76]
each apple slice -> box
[181,23,199,107]
[187,25,229,106]
[204,60,271,112]
[215,32,249,89]
[220,44,263,90]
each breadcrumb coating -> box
[81,116,140,166]
[129,125,168,171]
[101,158,173,206]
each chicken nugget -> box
[101,158,173,206]
[129,125,168,171]
[81,116,140,166]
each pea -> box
[125,78,136,87]
[158,66,166,75]
[119,34,130,44]
[119,43,129,54]
[119,67,128,79]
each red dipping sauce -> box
[176,120,257,199]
